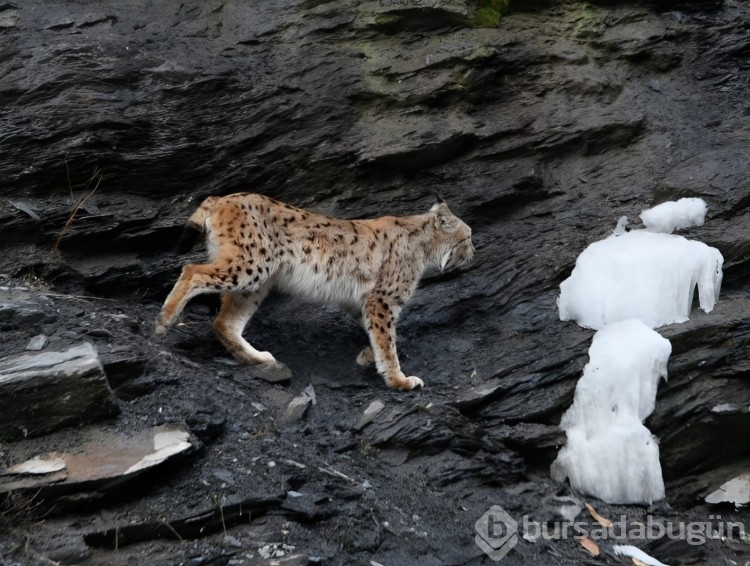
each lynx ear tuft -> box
[430,194,450,215]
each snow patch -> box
[558,230,723,330]
[640,197,707,233]
[551,320,671,504]
[554,200,723,507]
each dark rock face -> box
[1,0,750,564]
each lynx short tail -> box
[174,197,216,253]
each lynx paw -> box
[406,376,425,389]
[154,320,168,336]
[254,351,277,365]
[388,374,424,390]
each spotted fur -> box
[155,193,475,390]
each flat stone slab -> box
[705,472,750,506]
[25,334,49,351]
[249,361,294,384]
[0,424,194,495]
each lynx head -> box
[428,198,475,272]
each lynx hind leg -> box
[363,297,424,391]
[213,290,276,365]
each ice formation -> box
[551,319,671,504]
[554,199,723,506]
[639,197,707,233]
[558,230,723,329]
[614,545,669,566]
[551,199,724,504]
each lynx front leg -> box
[156,263,223,335]
[155,260,253,335]
[363,297,424,390]
[213,289,275,365]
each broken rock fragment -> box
[0,342,119,441]
[282,384,316,423]
[353,399,385,431]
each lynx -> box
[155,194,474,390]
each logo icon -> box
[475,505,518,561]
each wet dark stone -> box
[83,495,284,549]
[185,404,227,444]
[0,288,55,330]
[362,403,486,454]
[281,492,334,522]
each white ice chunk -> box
[551,320,671,504]
[612,215,629,236]
[558,230,723,330]
[639,197,707,233]
[562,320,672,422]
[614,544,669,566]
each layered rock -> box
[1,1,749,564]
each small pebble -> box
[26,334,48,351]
[221,535,242,548]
